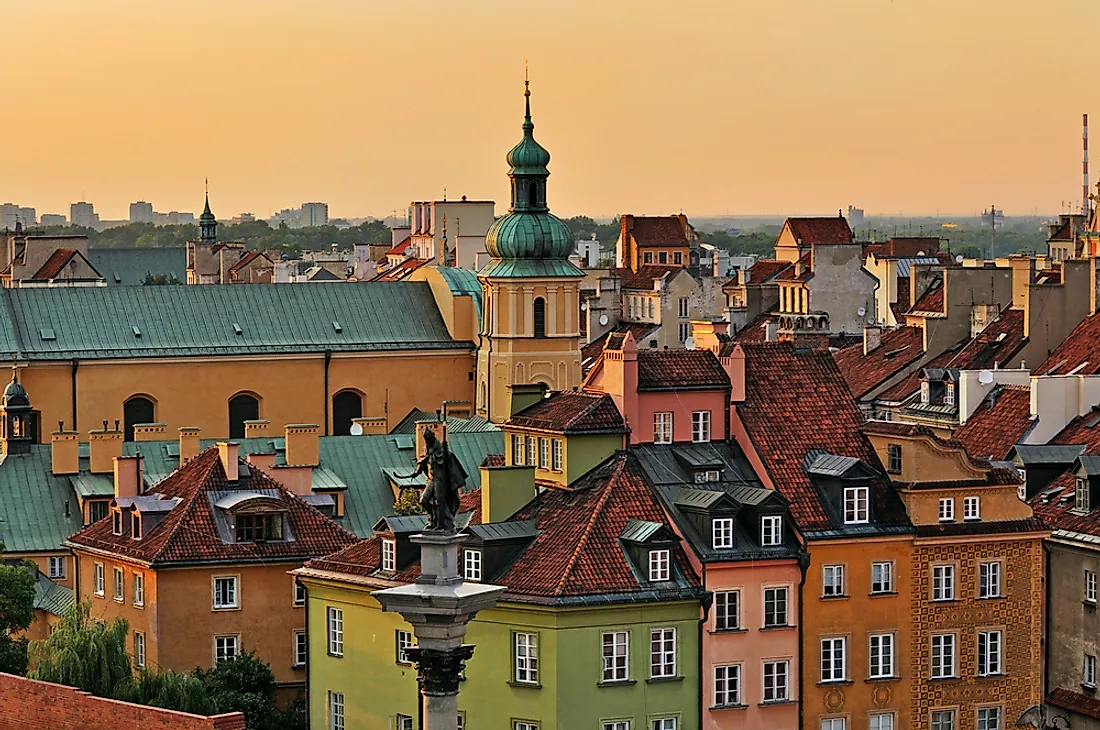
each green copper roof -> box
[483,212,577,266]
[34,569,74,617]
[200,194,215,224]
[88,248,187,286]
[0,448,84,554]
[506,82,551,176]
[478,258,584,279]
[433,266,483,323]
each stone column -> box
[405,646,475,730]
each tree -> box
[195,650,281,730]
[0,548,35,675]
[29,600,132,698]
[393,488,425,516]
[129,668,212,715]
[142,272,182,285]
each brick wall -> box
[0,673,246,730]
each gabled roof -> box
[615,265,683,291]
[0,447,84,553]
[908,279,944,315]
[32,248,101,281]
[783,217,854,245]
[88,248,187,286]
[636,350,730,392]
[624,216,690,248]
[1035,312,1100,376]
[67,448,358,566]
[508,391,626,434]
[581,323,659,371]
[775,252,813,282]
[722,259,790,290]
[953,385,1033,461]
[1031,471,1100,537]
[229,250,273,272]
[1051,409,1100,454]
[833,326,925,399]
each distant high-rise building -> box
[0,204,37,229]
[17,207,35,226]
[846,205,865,227]
[129,201,154,224]
[70,201,98,228]
[231,213,255,224]
[39,214,67,226]
[268,208,302,228]
[300,202,328,227]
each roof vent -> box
[233,323,242,336]
[332,321,342,333]
[113,271,121,283]
[131,325,141,338]
[39,327,56,341]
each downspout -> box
[797,549,811,730]
[699,563,711,730]
[323,350,332,436]
[70,359,79,431]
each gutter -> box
[699,563,710,730]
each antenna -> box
[1085,113,1090,216]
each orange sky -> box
[2,0,1097,220]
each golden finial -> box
[524,59,530,97]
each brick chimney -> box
[352,417,388,435]
[284,424,320,467]
[179,427,201,466]
[113,454,143,498]
[691,320,730,354]
[218,442,239,482]
[51,430,79,475]
[133,423,167,442]
[600,331,640,443]
[89,426,123,474]
[244,420,270,439]
[863,325,883,355]
[480,462,536,524]
[720,345,747,403]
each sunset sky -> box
[2,0,1098,220]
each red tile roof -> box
[636,350,730,392]
[952,385,1032,460]
[723,259,791,289]
[508,391,626,434]
[833,326,925,399]
[1048,221,1074,242]
[784,217,854,245]
[581,323,659,369]
[861,420,998,470]
[370,257,428,282]
[729,308,780,344]
[908,281,944,315]
[1051,410,1100,453]
[1035,312,1100,376]
[67,448,357,565]
[228,250,271,272]
[737,342,910,531]
[32,249,81,280]
[1031,471,1100,537]
[775,252,813,282]
[625,215,690,248]
[615,265,682,291]
[1048,687,1100,719]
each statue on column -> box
[400,428,467,533]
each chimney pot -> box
[113,454,143,499]
[217,442,240,482]
[284,424,320,468]
[51,430,80,475]
[178,427,201,466]
[863,325,883,355]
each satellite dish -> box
[349,423,364,436]
[580,302,587,311]
[684,337,696,350]
[599,314,609,326]
[977,370,994,385]
[916,250,926,256]
[955,254,964,263]
[857,307,866,317]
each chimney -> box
[246,451,277,472]
[113,454,143,498]
[1008,256,1035,309]
[51,430,80,475]
[132,423,167,442]
[352,417,388,435]
[721,345,747,403]
[507,383,548,418]
[284,424,320,467]
[244,420,270,439]
[179,427,201,466]
[480,462,536,524]
[89,426,124,474]
[217,442,239,482]
[863,325,883,355]
[691,319,730,354]
[765,320,779,342]
[600,331,640,443]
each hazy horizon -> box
[3,0,1098,221]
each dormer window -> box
[1077,477,1091,512]
[944,382,956,407]
[648,549,670,581]
[938,498,955,522]
[112,510,123,536]
[132,514,142,540]
[887,444,902,474]
[382,538,396,572]
[694,470,720,484]
[235,513,284,542]
[761,516,782,546]
[843,487,869,524]
[921,381,930,404]
[963,496,980,521]
[712,518,734,550]
[463,549,482,582]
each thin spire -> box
[523,61,532,130]
[10,354,17,383]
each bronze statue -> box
[401,428,467,533]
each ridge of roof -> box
[508,391,626,434]
[783,217,854,245]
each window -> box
[215,635,239,664]
[132,514,142,539]
[869,634,895,678]
[94,563,104,596]
[649,550,670,582]
[887,444,902,474]
[694,470,720,483]
[712,518,734,549]
[228,393,260,440]
[678,298,689,318]
[123,396,155,443]
[660,252,669,264]
[294,631,307,667]
[603,723,630,730]
[213,576,238,609]
[514,632,538,684]
[654,412,672,444]
[538,437,549,469]
[602,631,629,682]
[931,710,955,730]
[977,631,1002,676]
[532,297,546,338]
[48,556,65,579]
[1087,570,1097,604]
[651,720,676,730]
[328,691,344,730]
[112,510,124,536]
[764,587,788,627]
[526,436,537,466]
[552,439,563,471]
[820,637,846,682]
[644,252,653,264]
[938,498,955,522]
[964,496,980,521]
[931,633,956,679]
[691,411,711,443]
[821,720,846,730]
[134,632,146,668]
[977,708,1001,730]
[921,381,931,405]
[464,549,482,582]
[235,513,283,542]
[396,630,413,664]
[1077,477,1091,511]
[331,390,362,436]
[674,251,683,265]
[870,714,895,730]
[133,573,144,607]
[761,515,782,546]
[514,723,539,730]
[714,591,739,631]
[944,382,956,407]
[713,664,740,706]
[512,434,524,465]
[1085,654,1097,688]
[382,539,396,572]
[763,660,789,702]
[843,487,869,524]
[327,607,343,656]
[294,581,306,606]
[823,565,845,597]
[650,628,676,678]
[113,568,124,601]
[678,322,691,343]
[89,500,109,524]
[871,561,893,594]
[395,714,413,730]
[978,562,1001,599]
[932,565,955,601]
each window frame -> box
[871,561,894,594]
[843,487,869,524]
[294,580,306,607]
[1084,653,1097,688]
[213,575,239,610]
[763,586,789,628]
[464,548,483,582]
[293,630,307,668]
[648,549,671,582]
[820,636,847,683]
[976,707,1001,730]
[48,556,65,579]
[552,438,563,471]
[327,606,344,657]
[713,663,741,707]
[762,659,789,702]
[94,562,104,596]
[932,564,956,602]
[869,633,895,679]
[870,713,895,730]
[963,496,981,521]
[930,709,955,730]
[691,411,711,443]
[650,627,677,679]
[113,567,124,602]
[512,434,524,465]
[133,572,145,607]
[601,630,629,683]
[134,631,146,669]
[761,515,782,546]
[977,630,1002,677]
[931,633,956,679]
[714,590,740,631]
[653,412,673,444]
[938,498,955,522]
[513,631,539,685]
[214,634,239,664]
[887,444,902,474]
[526,436,537,467]
[381,538,396,572]
[822,564,846,597]
[396,629,414,665]
[978,561,1002,599]
[328,691,345,730]
[538,437,549,470]
[1087,570,1098,604]
[712,517,734,550]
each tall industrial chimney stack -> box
[1084,113,1090,215]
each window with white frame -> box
[1077,477,1090,512]
[678,298,689,318]
[821,719,846,730]
[869,633,895,678]
[931,633,956,679]
[651,720,676,730]
[763,660,789,702]
[887,444,902,474]
[514,632,538,684]
[112,510,123,536]
[977,630,1001,676]
[133,573,144,607]
[294,581,306,606]
[931,710,955,730]
[944,382,956,406]
[650,628,676,678]
[526,436,537,467]
[464,549,482,582]
[602,723,630,730]
[820,637,846,682]
[649,549,670,581]
[394,716,413,730]
[978,562,1001,599]
[382,538,396,572]
[513,723,538,730]
[134,632,146,668]
[715,590,739,631]
[870,713,894,730]
[294,631,307,667]
[964,496,980,521]
[977,708,1001,730]
[932,565,955,601]
[396,630,413,664]
[938,498,955,522]
[552,439,563,471]
[654,412,673,444]
[761,515,782,546]
[94,563,104,596]
[1088,570,1098,604]
[327,607,343,656]
[213,576,238,609]
[871,561,893,594]
[1085,654,1097,687]
[712,517,734,549]
[512,434,524,465]
[539,437,549,469]
[328,691,344,730]
[764,586,788,627]
[48,556,65,579]
[691,411,711,443]
[113,568,124,601]
[843,487,869,524]
[215,635,238,663]
[601,631,629,682]
[823,565,845,597]
[713,664,740,706]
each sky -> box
[2,0,1098,221]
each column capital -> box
[406,645,476,696]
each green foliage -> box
[393,488,425,516]
[195,650,297,730]
[129,668,212,715]
[700,229,776,257]
[0,553,35,675]
[563,215,620,247]
[29,600,133,698]
[142,272,182,285]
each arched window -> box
[528,182,539,208]
[228,393,260,439]
[332,390,363,436]
[123,396,155,442]
[533,297,546,338]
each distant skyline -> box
[2,0,1098,220]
